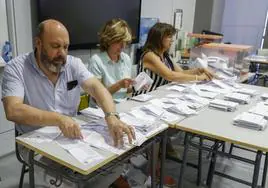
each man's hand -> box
[105,116,136,146]
[58,115,82,139]
[119,78,134,88]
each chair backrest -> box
[15,128,28,165]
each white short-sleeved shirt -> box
[1,52,94,133]
[89,51,132,102]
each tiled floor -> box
[0,141,267,188]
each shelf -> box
[201,43,253,52]
[187,33,223,40]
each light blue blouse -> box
[89,51,132,102]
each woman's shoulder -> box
[143,51,160,62]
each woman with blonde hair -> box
[89,18,134,103]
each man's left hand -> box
[105,116,136,147]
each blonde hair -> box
[99,18,132,51]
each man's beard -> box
[40,48,66,73]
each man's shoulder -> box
[66,55,82,63]
[5,52,32,71]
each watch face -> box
[105,112,120,119]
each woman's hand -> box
[118,78,134,88]
[197,73,211,81]
[198,68,215,80]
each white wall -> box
[0,0,9,52]
[211,0,225,33]
[141,0,196,32]
[221,0,268,49]
[0,0,15,157]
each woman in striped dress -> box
[134,22,214,95]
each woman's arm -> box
[107,78,133,94]
[143,52,209,82]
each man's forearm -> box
[86,79,116,113]
[6,103,61,126]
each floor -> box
[0,135,267,188]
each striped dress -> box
[133,51,174,96]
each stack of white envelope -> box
[166,103,197,116]
[166,85,186,92]
[140,104,182,123]
[181,94,210,107]
[236,88,258,97]
[233,112,267,131]
[131,93,153,102]
[120,113,155,134]
[248,103,268,119]
[209,99,239,112]
[80,107,104,119]
[224,93,251,104]
[165,97,204,110]
[190,84,218,99]
[261,93,268,100]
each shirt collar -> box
[102,51,123,64]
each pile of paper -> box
[131,94,153,102]
[166,104,197,116]
[233,112,267,131]
[161,97,202,110]
[209,99,238,112]
[166,85,186,92]
[237,88,258,97]
[120,113,155,134]
[190,84,218,99]
[182,94,210,106]
[224,93,251,104]
[248,103,268,119]
[140,104,182,123]
[80,107,104,119]
[261,93,268,100]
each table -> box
[16,102,169,188]
[16,82,268,188]
[170,84,268,188]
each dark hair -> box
[143,22,176,56]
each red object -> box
[164,176,176,187]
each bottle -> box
[2,41,12,63]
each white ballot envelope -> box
[133,72,153,91]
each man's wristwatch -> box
[104,112,120,119]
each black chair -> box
[15,129,29,188]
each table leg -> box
[28,150,35,188]
[159,130,167,188]
[151,141,157,188]
[197,136,203,186]
[206,141,219,188]
[252,151,262,188]
[261,152,268,188]
[178,132,190,188]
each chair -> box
[15,129,29,188]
